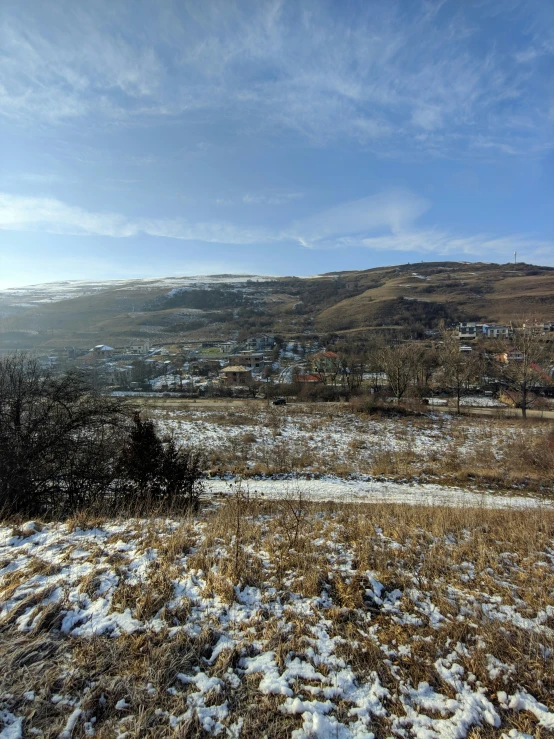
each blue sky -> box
[1,0,553,288]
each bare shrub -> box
[0,354,125,518]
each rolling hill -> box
[1,262,553,351]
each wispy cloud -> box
[13,173,69,184]
[2,189,551,266]
[288,190,430,247]
[285,188,554,264]
[356,230,554,264]
[0,192,272,245]
[243,192,303,206]
[1,1,552,156]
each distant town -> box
[29,319,554,410]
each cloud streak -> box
[0,192,272,244]
[243,192,303,206]
[2,189,552,266]
[289,190,430,246]
[357,231,554,264]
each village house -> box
[495,348,524,363]
[457,322,482,339]
[294,373,322,384]
[220,366,254,386]
[246,335,275,351]
[229,352,266,370]
[483,325,512,339]
[190,359,222,377]
[127,340,150,354]
[37,355,59,370]
[150,373,184,391]
[457,323,512,340]
[103,363,133,385]
[308,350,340,378]
[93,344,115,358]
[312,350,339,362]
[523,321,554,333]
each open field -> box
[206,478,551,509]
[1,502,553,738]
[147,402,554,496]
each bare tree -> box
[496,326,553,418]
[412,345,439,391]
[308,352,341,385]
[377,343,417,403]
[0,354,125,517]
[0,355,205,517]
[338,352,367,398]
[438,332,481,414]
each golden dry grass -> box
[1,500,553,737]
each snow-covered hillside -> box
[0,274,274,306]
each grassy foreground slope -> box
[1,501,553,737]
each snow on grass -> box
[1,501,553,737]
[151,407,479,467]
[0,274,273,305]
[150,405,552,493]
[459,396,507,408]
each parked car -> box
[272,397,286,406]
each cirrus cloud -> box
[1,0,552,157]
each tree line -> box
[292,327,554,416]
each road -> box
[121,394,554,420]
[433,405,554,420]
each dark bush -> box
[298,383,345,402]
[117,414,204,512]
[0,355,205,519]
[350,395,424,417]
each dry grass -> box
[1,500,553,737]
[156,403,554,494]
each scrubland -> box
[1,500,553,738]
[152,403,554,494]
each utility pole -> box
[514,251,517,265]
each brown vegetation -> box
[1,501,553,737]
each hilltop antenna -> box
[514,251,517,265]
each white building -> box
[483,325,512,339]
[93,344,114,357]
[457,323,482,340]
[457,323,512,340]
[128,340,151,354]
[246,335,275,351]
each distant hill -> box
[1,262,553,351]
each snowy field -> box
[150,404,552,492]
[1,502,553,738]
